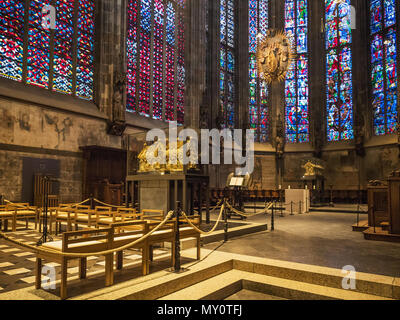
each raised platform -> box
[310,205,368,214]
[352,220,369,232]
[1,248,399,300]
[364,227,400,243]
[71,249,400,300]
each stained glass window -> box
[249,0,269,142]
[0,0,25,82]
[325,0,354,142]
[76,0,95,100]
[285,0,309,144]
[370,0,397,136]
[220,0,236,129]
[0,0,96,100]
[127,0,185,124]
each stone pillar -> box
[308,0,323,157]
[237,0,249,131]
[185,0,208,129]
[353,0,368,156]
[208,0,220,129]
[269,0,285,189]
[97,0,127,134]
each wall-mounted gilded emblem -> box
[257,29,294,84]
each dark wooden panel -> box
[389,176,400,235]
[21,157,60,204]
[80,146,126,205]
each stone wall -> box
[0,150,82,203]
[0,97,122,202]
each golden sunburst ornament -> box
[256,29,295,84]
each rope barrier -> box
[225,200,272,217]
[181,204,225,236]
[0,210,174,258]
[4,200,35,210]
[61,198,91,208]
[93,199,126,209]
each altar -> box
[126,173,210,222]
[285,189,310,214]
[125,132,211,222]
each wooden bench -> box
[0,204,38,232]
[35,215,201,299]
[54,208,76,234]
[59,204,91,210]
[36,228,115,300]
[54,207,110,233]
[142,209,164,221]
[36,220,156,299]
[96,208,140,228]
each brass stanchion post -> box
[174,201,182,272]
[224,199,229,242]
[271,201,275,231]
[372,205,376,234]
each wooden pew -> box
[36,228,114,300]
[35,216,201,300]
[97,208,140,228]
[73,209,98,229]
[141,209,164,221]
[54,208,76,234]
[0,204,38,232]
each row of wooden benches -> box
[36,217,201,300]
[0,203,201,299]
[37,205,164,235]
[0,203,164,234]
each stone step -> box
[231,258,399,299]
[71,249,400,301]
[364,227,400,243]
[159,270,392,300]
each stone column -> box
[237,0,249,131]
[309,0,325,157]
[185,0,208,129]
[96,0,127,135]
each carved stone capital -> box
[107,120,126,137]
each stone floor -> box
[0,222,171,296]
[205,208,400,278]
[1,208,400,299]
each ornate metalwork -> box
[257,29,294,84]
